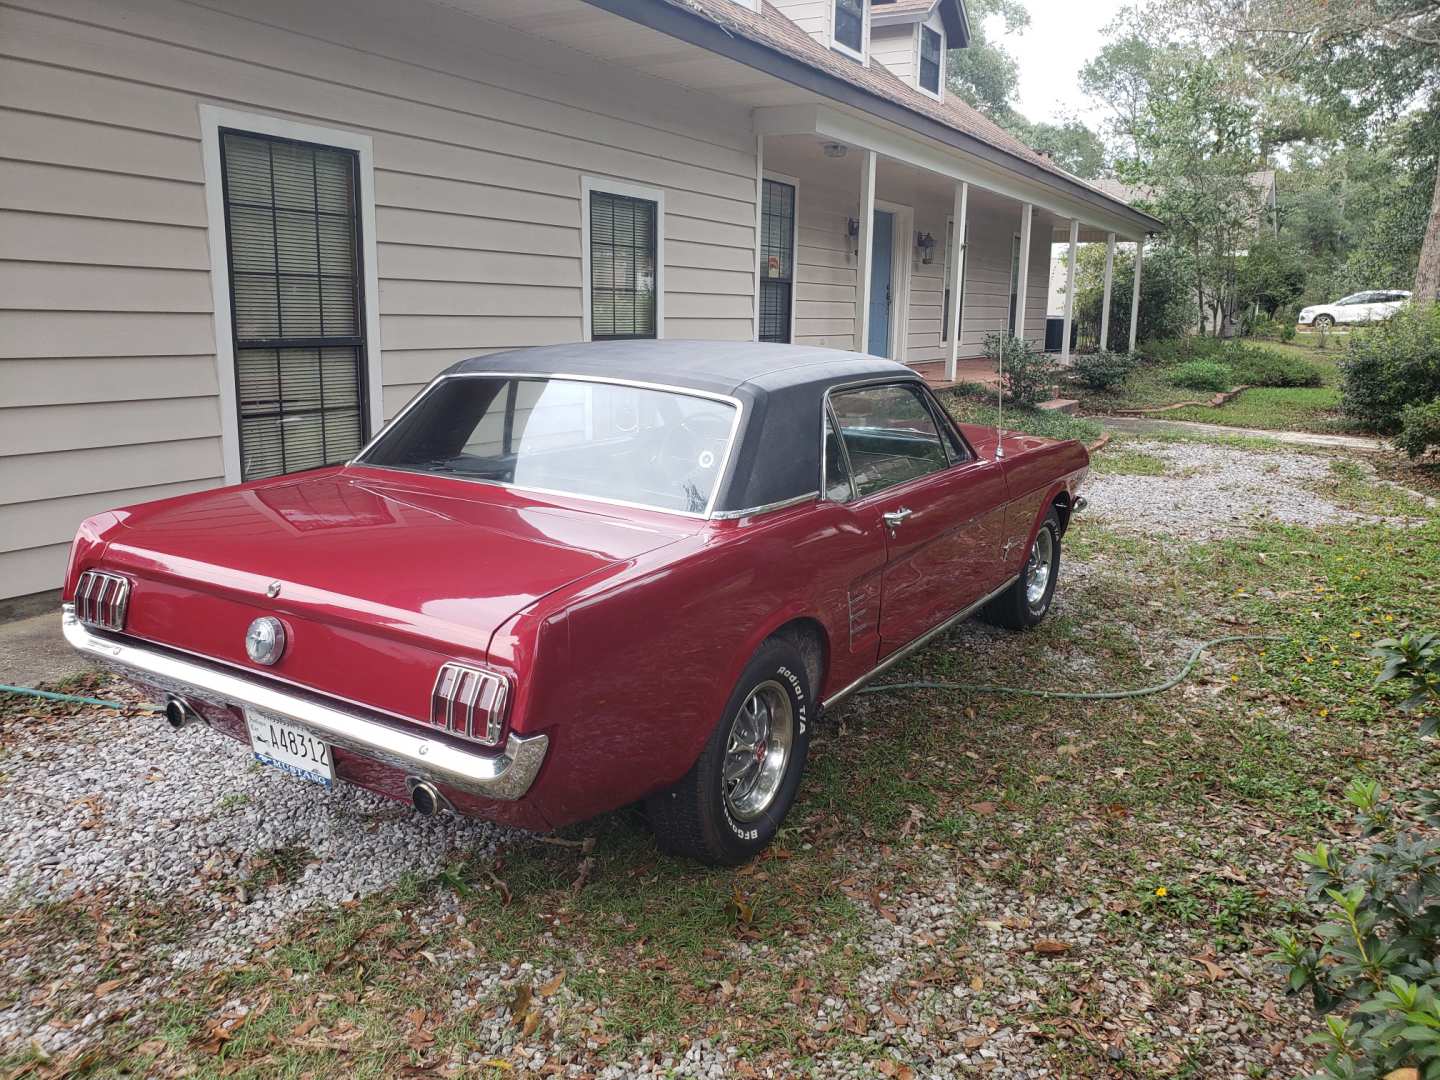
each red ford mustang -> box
[63,342,1087,864]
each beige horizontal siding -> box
[794,183,859,352]
[0,0,760,599]
[871,26,916,82]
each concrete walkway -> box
[0,611,91,689]
[1097,414,1387,452]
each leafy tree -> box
[1119,51,1266,334]
[1010,116,1107,179]
[1237,236,1308,318]
[1167,0,1440,303]
[944,0,1029,124]
[1078,24,1160,156]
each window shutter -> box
[221,131,367,481]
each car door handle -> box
[883,507,913,530]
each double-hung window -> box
[220,130,367,481]
[919,26,943,96]
[588,188,660,340]
[833,0,864,57]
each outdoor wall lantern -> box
[916,231,936,264]
[846,217,860,257]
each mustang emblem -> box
[245,616,286,666]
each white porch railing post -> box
[752,133,764,342]
[1060,218,1079,362]
[1099,231,1116,350]
[945,180,968,381]
[856,149,876,354]
[1128,239,1144,353]
[1013,202,1032,340]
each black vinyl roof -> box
[448,340,908,397]
[445,341,928,513]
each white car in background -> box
[1298,290,1412,328]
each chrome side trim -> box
[62,606,548,801]
[709,491,819,521]
[820,574,1019,712]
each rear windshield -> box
[358,376,738,515]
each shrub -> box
[1171,359,1234,392]
[1143,336,1228,367]
[1341,304,1440,433]
[1249,314,1298,343]
[1396,398,1440,460]
[1228,344,1323,388]
[985,332,1057,406]
[1272,632,1440,1080]
[1070,349,1139,391]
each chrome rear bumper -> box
[61,605,548,801]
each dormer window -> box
[833,0,865,59]
[919,25,943,96]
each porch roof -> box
[582,0,1164,238]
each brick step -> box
[1036,398,1079,415]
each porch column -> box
[945,181,968,381]
[1099,232,1116,350]
[752,133,764,342]
[1060,218,1079,362]
[1128,240,1144,352]
[1013,202,1032,340]
[856,149,876,354]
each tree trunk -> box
[1415,157,1440,306]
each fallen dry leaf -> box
[1383,1071,1419,1080]
[521,1009,540,1039]
[1032,939,1072,956]
[969,801,997,816]
[93,978,126,998]
[537,970,566,997]
[509,984,533,1021]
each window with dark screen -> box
[759,179,796,344]
[220,130,367,481]
[589,190,658,340]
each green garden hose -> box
[857,634,1288,701]
[0,683,159,711]
[0,635,1283,718]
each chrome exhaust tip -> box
[163,694,204,730]
[1072,495,1089,513]
[407,778,446,817]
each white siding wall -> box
[870,25,916,81]
[769,0,832,43]
[0,0,759,599]
[794,179,859,351]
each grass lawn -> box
[1074,339,1352,433]
[3,437,1437,1079]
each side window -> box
[823,411,854,501]
[830,383,949,499]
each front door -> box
[827,381,1008,657]
[867,209,894,357]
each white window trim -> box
[915,22,945,101]
[580,175,666,342]
[198,104,383,486]
[830,0,869,64]
[760,171,802,345]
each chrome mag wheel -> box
[1025,527,1055,612]
[722,679,795,821]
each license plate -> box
[246,709,334,787]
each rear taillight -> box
[429,663,509,747]
[74,570,130,631]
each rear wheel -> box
[1313,313,1335,329]
[981,509,1062,630]
[647,637,813,865]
